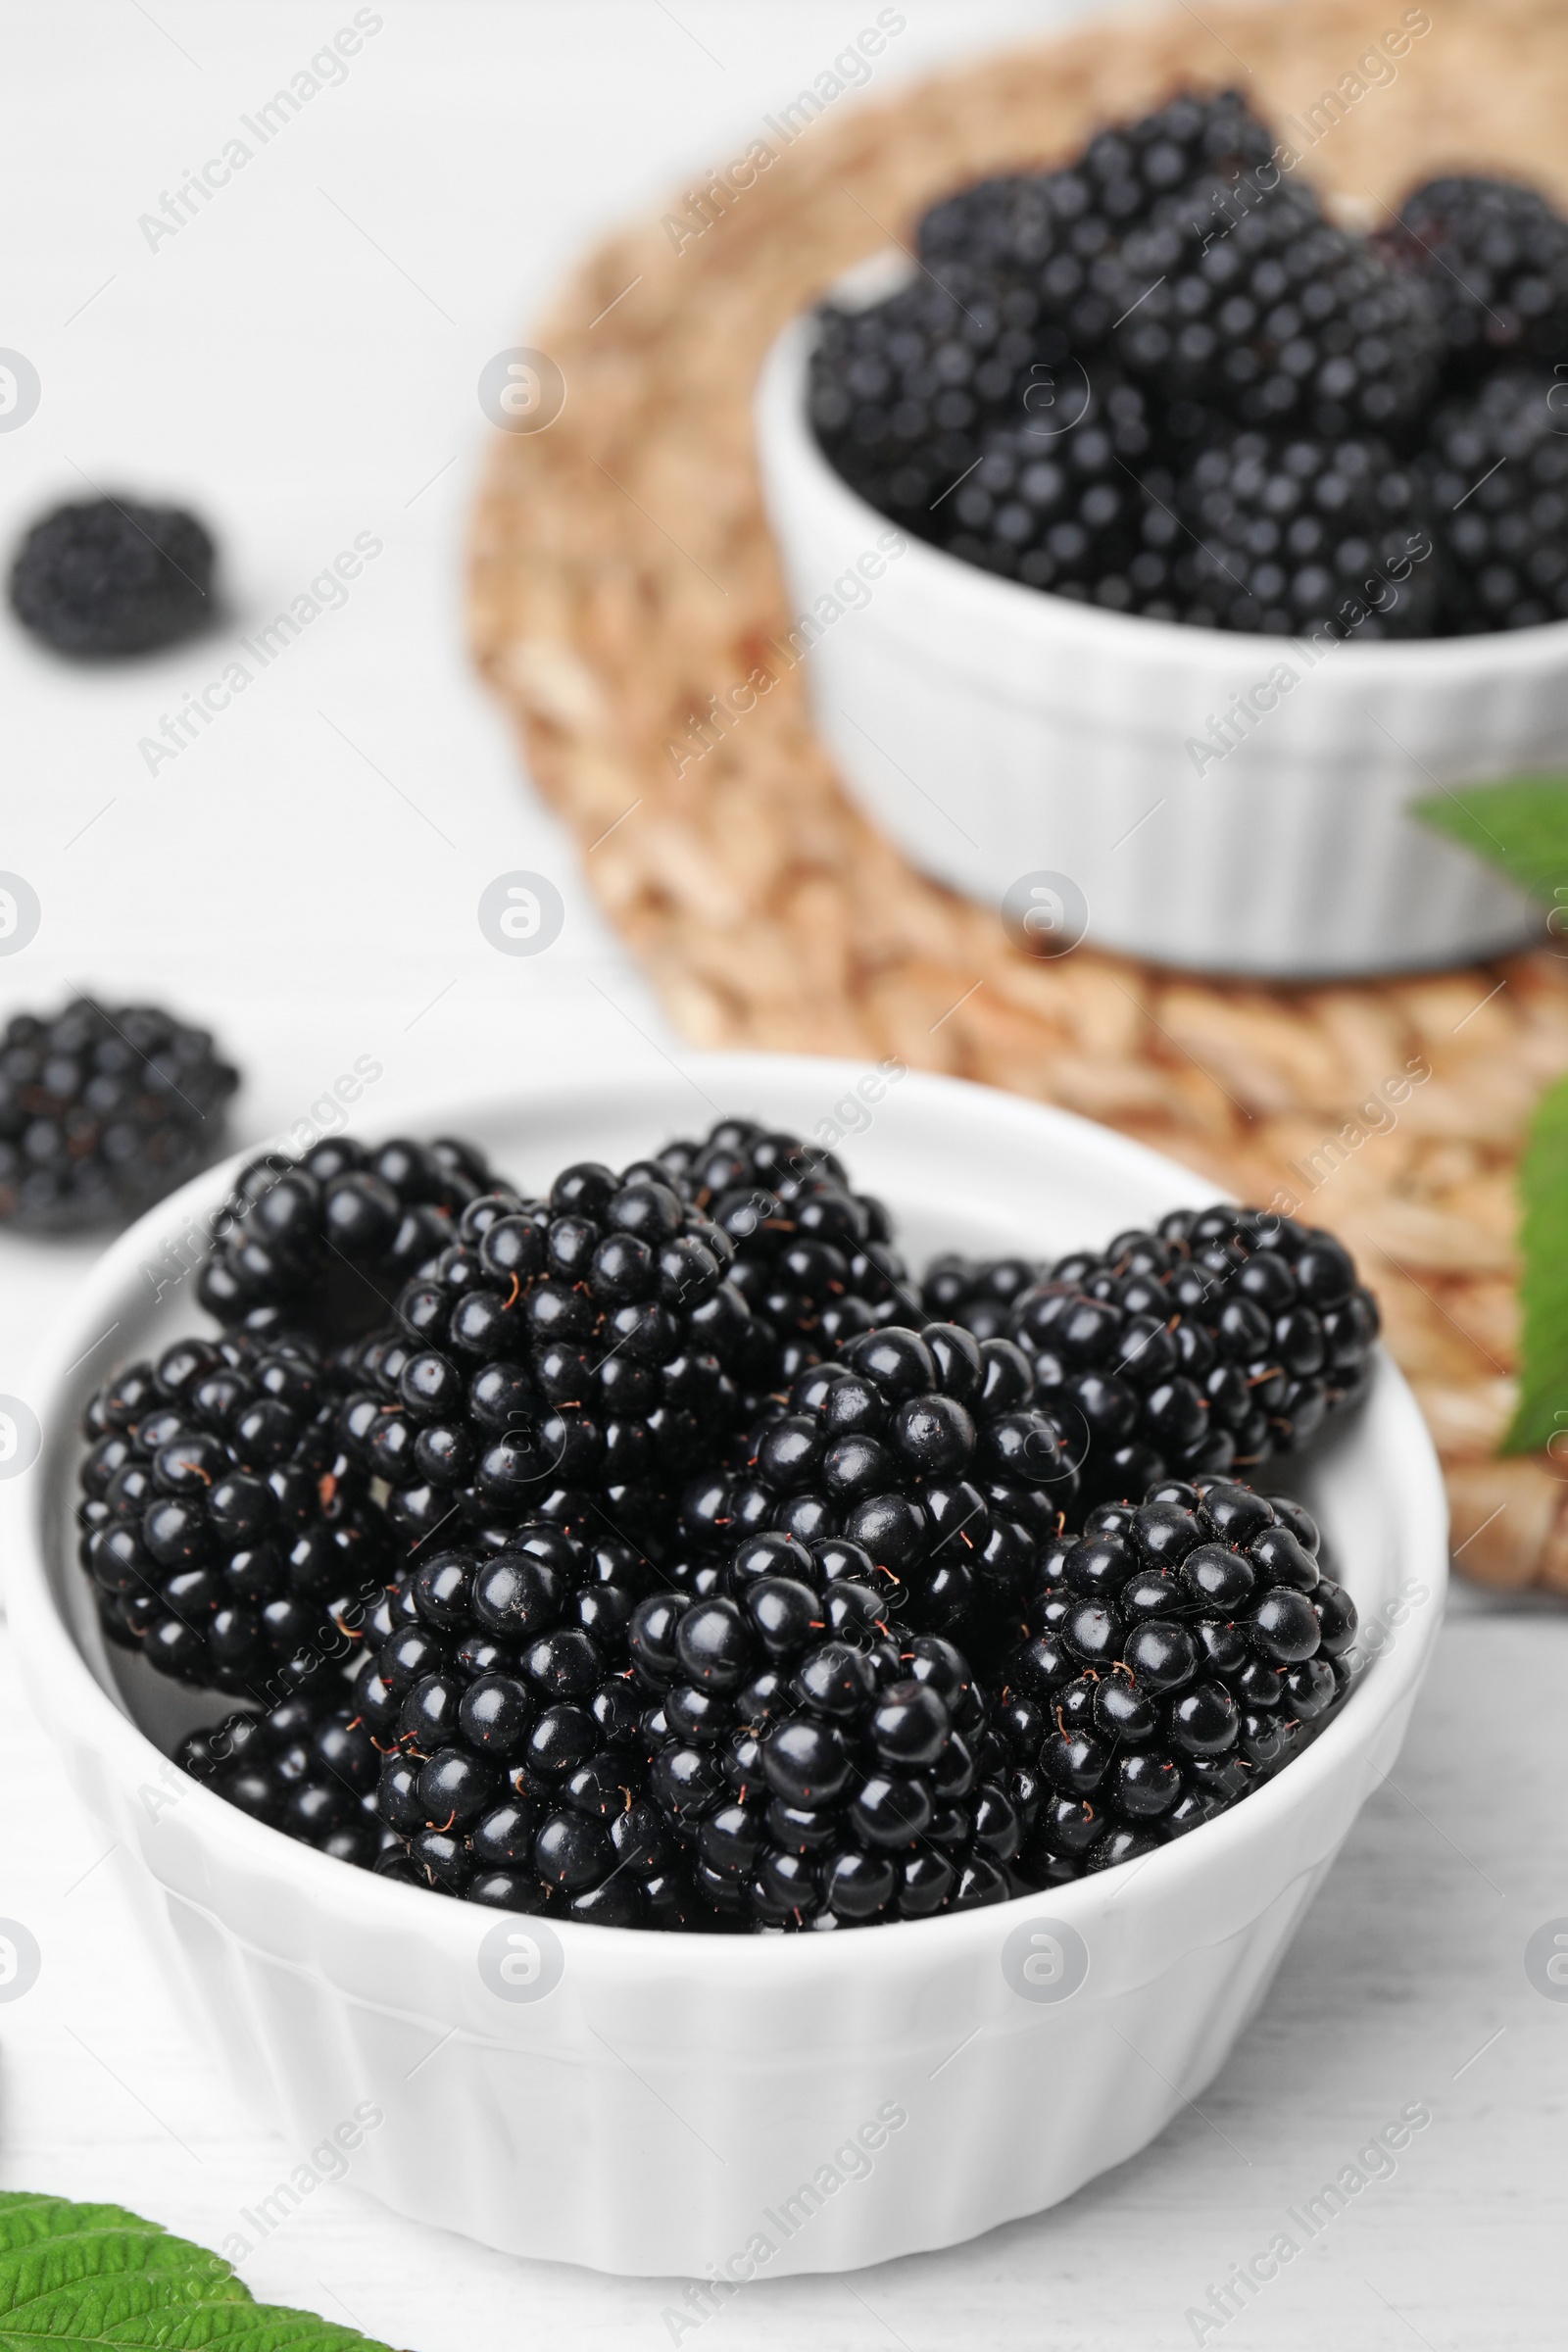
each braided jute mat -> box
[470,0,1568,1592]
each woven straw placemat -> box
[470,0,1568,1592]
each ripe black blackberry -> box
[335,1162,760,1553]
[679,1322,1081,1650]
[1376,175,1568,383]
[653,1116,915,1383]
[76,1332,390,1698]
[1115,177,1442,439]
[925,1204,1379,1503]
[0,999,237,1233]
[197,1132,495,1341]
[10,496,216,656]
[359,1533,699,1925]
[922,89,1439,440]
[939,381,1180,610]
[1002,1476,1356,1881]
[1176,431,1438,636]
[919,87,1277,355]
[629,1549,1024,1928]
[808,273,1064,534]
[177,1692,390,1869]
[1419,370,1568,631]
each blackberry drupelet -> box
[680,1321,1081,1649]
[177,1692,390,1869]
[1176,431,1437,636]
[76,1332,390,1698]
[359,1533,696,1924]
[654,1115,915,1385]
[1377,175,1568,383]
[629,1553,1023,1928]
[1001,1476,1356,1881]
[197,1132,495,1341]
[10,496,216,656]
[0,999,238,1233]
[335,1161,760,1553]
[925,1203,1379,1502]
[1420,370,1568,630]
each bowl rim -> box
[4,1052,1450,1989]
[759,310,1568,685]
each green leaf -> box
[0,2193,400,2352]
[1412,774,1568,906]
[1505,1069,1568,1455]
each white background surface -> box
[0,5,1563,2347]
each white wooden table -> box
[1,6,1563,2346]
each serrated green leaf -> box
[1504,1069,1568,1455]
[0,2194,400,2352]
[1412,775,1568,906]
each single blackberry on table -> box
[1001,1475,1357,1881]
[1176,431,1438,636]
[1376,175,1568,383]
[335,1159,760,1554]
[1419,370,1568,631]
[359,1533,697,1925]
[76,1332,390,1699]
[177,1692,391,1870]
[679,1322,1080,1651]
[629,1551,1024,1929]
[197,1132,495,1342]
[10,496,216,656]
[0,999,237,1233]
[654,1116,915,1385]
[925,1203,1379,1503]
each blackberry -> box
[1377,175,1568,383]
[629,1559,1022,1928]
[197,1132,496,1342]
[1116,177,1441,438]
[10,495,215,656]
[1420,369,1568,630]
[1001,1476,1356,1881]
[75,1332,390,1699]
[177,1693,391,1870]
[680,1322,1080,1652]
[1176,431,1438,635]
[808,273,1063,532]
[924,90,1440,439]
[919,87,1277,355]
[359,1534,696,1925]
[653,1116,915,1382]
[939,385,1179,611]
[0,999,237,1233]
[335,1161,760,1553]
[925,1203,1379,1502]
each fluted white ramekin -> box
[757,315,1565,978]
[5,1057,1447,2277]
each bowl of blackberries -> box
[8,1057,1446,2273]
[756,86,1568,978]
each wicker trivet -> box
[470,0,1568,1592]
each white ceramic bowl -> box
[757,313,1563,978]
[5,1056,1448,2278]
